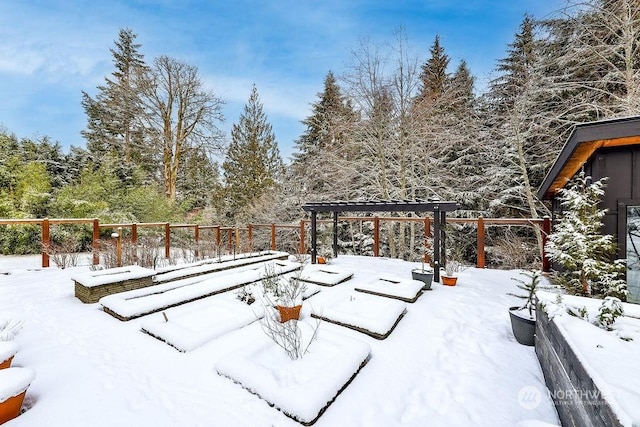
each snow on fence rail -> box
[0,216,551,270]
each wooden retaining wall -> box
[535,308,624,427]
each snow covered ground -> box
[0,254,561,426]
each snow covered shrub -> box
[259,311,320,360]
[235,286,255,305]
[545,171,626,299]
[596,297,624,330]
[259,264,306,308]
[257,265,318,360]
[0,319,23,341]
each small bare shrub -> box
[45,240,82,269]
[487,229,540,269]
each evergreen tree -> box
[81,28,149,167]
[484,15,555,221]
[293,72,355,166]
[416,35,450,104]
[222,85,284,222]
[546,171,626,299]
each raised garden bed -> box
[354,275,424,303]
[100,260,301,321]
[215,328,371,425]
[299,266,353,287]
[72,266,156,303]
[154,251,290,283]
[309,290,407,339]
[536,292,640,427]
[141,295,265,352]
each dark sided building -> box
[538,116,640,303]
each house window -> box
[626,205,640,303]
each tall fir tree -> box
[222,85,284,222]
[294,71,353,158]
[415,35,450,105]
[81,28,149,168]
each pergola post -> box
[332,212,338,258]
[310,211,317,264]
[440,210,447,271]
[433,210,440,282]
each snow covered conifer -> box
[545,171,626,299]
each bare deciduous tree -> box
[137,56,225,201]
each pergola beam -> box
[302,199,460,282]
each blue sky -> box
[0,0,566,161]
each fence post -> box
[271,224,276,251]
[194,225,200,258]
[131,223,138,264]
[235,227,240,252]
[227,228,233,253]
[299,220,305,255]
[248,224,253,252]
[477,216,485,268]
[116,227,123,267]
[42,218,50,268]
[542,216,551,272]
[215,226,221,249]
[92,218,100,266]
[373,216,380,257]
[164,223,171,259]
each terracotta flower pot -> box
[441,275,458,286]
[0,356,13,370]
[317,256,327,264]
[277,305,302,322]
[0,367,35,424]
[0,342,18,370]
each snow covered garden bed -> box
[72,265,156,303]
[215,328,371,425]
[536,292,640,427]
[0,254,562,426]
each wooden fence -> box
[0,215,551,270]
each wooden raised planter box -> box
[535,307,626,427]
[72,266,156,304]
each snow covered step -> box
[100,260,301,321]
[354,275,424,303]
[309,289,407,339]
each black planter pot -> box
[411,269,434,290]
[509,306,536,346]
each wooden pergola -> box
[301,200,460,282]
